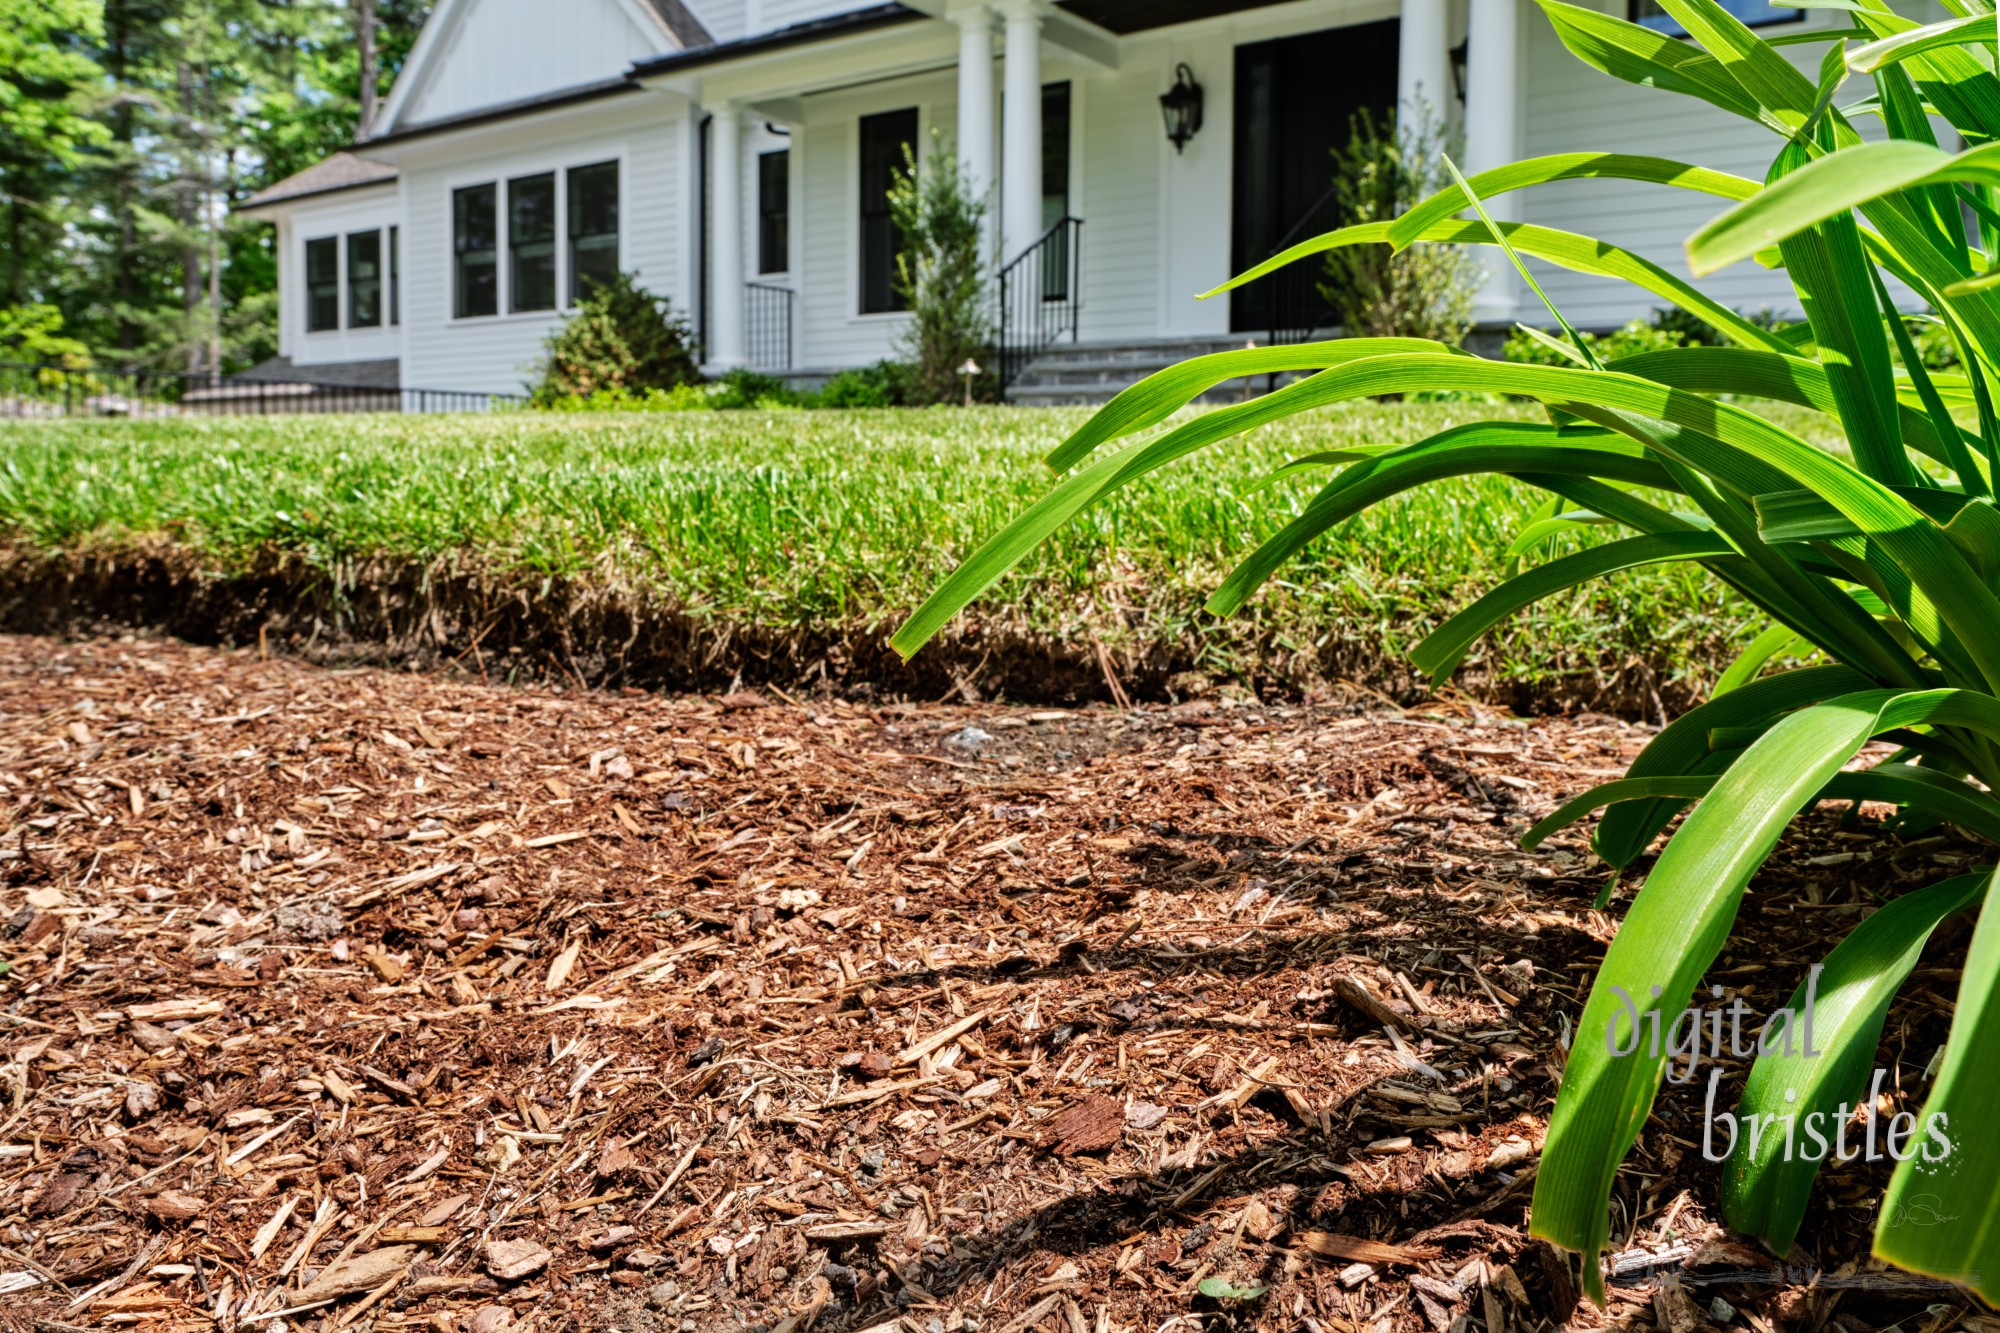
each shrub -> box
[895,0,2000,1305]
[887,134,993,405]
[706,367,803,410]
[529,273,699,404]
[815,360,907,408]
[1504,307,1734,367]
[1319,104,1478,343]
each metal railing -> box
[0,362,521,418]
[1262,184,1343,349]
[744,282,795,373]
[997,215,1084,389]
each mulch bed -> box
[0,633,1983,1333]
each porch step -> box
[1003,336,1304,407]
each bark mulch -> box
[0,633,1985,1333]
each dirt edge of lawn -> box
[0,539,1708,717]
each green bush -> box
[1319,104,1478,343]
[1504,307,1734,366]
[815,360,908,408]
[896,0,2000,1305]
[706,367,802,410]
[529,273,699,404]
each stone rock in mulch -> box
[274,896,345,941]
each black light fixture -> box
[1449,39,1469,102]
[1159,63,1203,155]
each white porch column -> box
[1464,0,1524,325]
[1000,0,1043,263]
[707,103,746,370]
[1397,0,1451,133]
[955,5,997,261]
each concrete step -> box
[1004,336,1305,406]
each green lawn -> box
[0,404,1767,705]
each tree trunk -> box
[177,61,202,376]
[108,0,139,357]
[356,0,379,139]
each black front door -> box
[1230,19,1400,335]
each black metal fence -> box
[1262,184,1342,348]
[0,362,521,418]
[997,216,1084,389]
[744,283,795,373]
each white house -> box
[236,0,1941,403]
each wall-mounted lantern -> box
[1159,63,1204,155]
[1450,39,1469,102]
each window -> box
[1630,1,1799,33]
[306,236,339,332]
[347,230,382,328]
[568,161,619,303]
[758,150,789,275]
[389,225,400,326]
[510,172,557,312]
[859,107,917,314]
[454,183,498,318]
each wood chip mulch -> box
[0,633,1984,1333]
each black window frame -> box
[305,235,340,332]
[509,171,558,313]
[1629,1,1801,34]
[388,224,400,326]
[858,107,918,315]
[1040,81,1073,301]
[568,160,620,305]
[757,149,790,276]
[453,183,499,319]
[347,229,383,329]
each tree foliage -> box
[6,0,428,374]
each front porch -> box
[633,0,1530,385]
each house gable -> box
[379,0,695,134]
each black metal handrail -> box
[744,282,795,373]
[0,361,521,416]
[1264,182,1342,349]
[997,215,1084,390]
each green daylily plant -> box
[893,0,2000,1308]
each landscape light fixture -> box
[959,358,982,407]
[1159,64,1203,155]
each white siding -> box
[401,0,662,127]
[686,0,871,42]
[688,0,747,42]
[280,186,405,368]
[756,0,874,34]
[397,102,690,395]
[1520,0,1946,329]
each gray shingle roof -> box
[238,152,397,212]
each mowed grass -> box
[0,404,1764,698]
